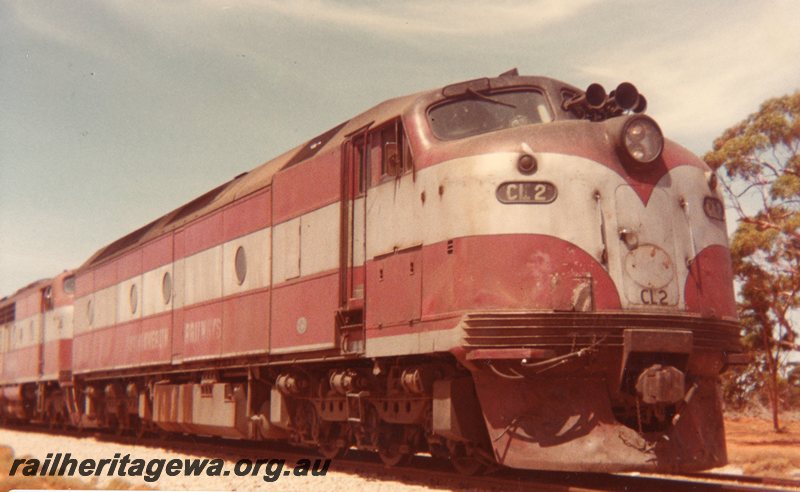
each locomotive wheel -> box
[355,404,381,450]
[318,422,347,459]
[378,440,410,467]
[377,423,411,467]
[293,401,318,444]
[450,454,485,476]
[318,441,344,459]
[447,440,486,476]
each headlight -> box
[622,116,663,164]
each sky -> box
[1,0,800,297]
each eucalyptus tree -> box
[704,91,800,430]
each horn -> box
[562,83,607,112]
[613,82,639,110]
[633,94,647,113]
[585,83,607,108]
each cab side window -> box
[42,286,54,311]
[370,118,414,185]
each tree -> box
[704,90,800,431]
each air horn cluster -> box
[562,82,647,121]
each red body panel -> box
[75,324,119,371]
[117,320,141,368]
[270,272,338,352]
[72,332,89,373]
[222,289,270,355]
[141,313,171,366]
[142,234,173,272]
[182,301,223,361]
[366,248,423,330]
[272,151,340,224]
[14,291,40,320]
[684,245,737,319]
[184,212,224,258]
[94,259,119,291]
[223,190,271,240]
[3,345,40,382]
[118,249,142,282]
[420,234,621,317]
[76,270,94,298]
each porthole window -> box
[129,284,138,314]
[235,246,247,285]
[63,275,76,294]
[162,272,172,305]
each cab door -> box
[363,120,422,331]
[338,131,368,354]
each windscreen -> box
[428,90,553,140]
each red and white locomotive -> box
[1,271,74,426]
[0,71,741,473]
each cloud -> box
[257,0,600,37]
[9,2,123,62]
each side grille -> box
[462,312,741,352]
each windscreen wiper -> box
[466,88,516,108]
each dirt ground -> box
[718,414,800,479]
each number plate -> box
[496,181,557,204]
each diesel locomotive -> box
[0,70,741,473]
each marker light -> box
[517,154,537,174]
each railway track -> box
[3,424,798,491]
